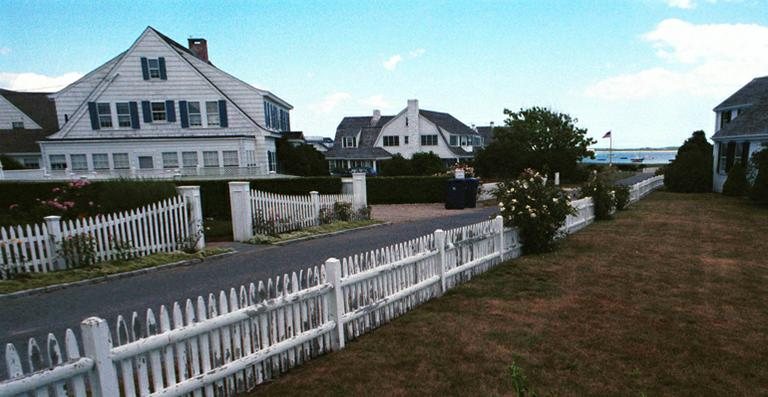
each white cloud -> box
[409,48,426,58]
[0,71,83,92]
[585,19,768,100]
[383,54,403,71]
[359,95,392,109]
[309,92,351,113]
[666,0,695,9]
[0,47,10,56]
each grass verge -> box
[249,220,382,244]
[0,248,231,294]
[250,192,768,396]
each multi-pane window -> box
[383,136,400,146]
[182,151,198,168]
[116,103,131,127]
[49,154,66,170]
[449,135,458,146]
[473,136,483,146]
[138,156,154,169]
[151,102,166,121]
[162,152,179,169]
[206,101,219,126]
[264,101,290,131]
[718,143,727,173]
[420,135,438,146]
[11,121,24,129]
[343,137,356,148]
[404,136,409,145]
[203,151,219,167]
[92,153,109,170]
[148,58,161,78]
[222,150,239,167]
[113,153,130,169]
[187,102,202,126]
[70,154,88,170]
[720,111,732,128]
[267,151,277,172]
[245,150,257,167]
[97,103,112,128]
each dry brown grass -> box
[249,192,768,396]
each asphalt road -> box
[0,207,496,361]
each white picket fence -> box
[0,178,664,396]
[628,175,664,203]
[0,186,203,279]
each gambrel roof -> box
[0,89,58,154]
[713,76,768,112]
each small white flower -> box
[498,202,504,207]
[530,213,537,218]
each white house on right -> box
[712,76,768,192]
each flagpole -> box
[609,135,613,167]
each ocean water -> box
[581,150,677,165]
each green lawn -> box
[249,220,382,244]
[0,248,231,294]
[249,192,768,396]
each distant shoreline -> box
[591,148,678,151]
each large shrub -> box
[722,163,749,197]
[276,138,329,176]
[664,131,713,193]
[580,174,616,220]
[410,152,445,175]
[0,155,24,170]
[367,176,449,204]
[495,169,574,254]
[378,154,413,176]
[750,146,768,204]
[614,185,631,210]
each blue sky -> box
[1,0,767,147]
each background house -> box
[0,89,58,168]
[37,26,292,178]
[324,99,483,174]
[712,76,768,192]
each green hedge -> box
[179,177,343,219]
[367,176,450,204]
[0,180,178,226]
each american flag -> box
[602,131,612,139]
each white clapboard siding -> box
[250,189,353,235]
[0,178,664,396]
[0,222,53,278]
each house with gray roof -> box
[325,99,483,174]
[0,89,59,168]
[711,76,768,192]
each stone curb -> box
[271,222,390,246]
[0,250,236,300]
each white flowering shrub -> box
[495,169,575,254]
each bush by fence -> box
[367,176,450,204]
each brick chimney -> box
[188,38,209,62]
[371,109,381,126]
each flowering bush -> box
[495,169,574,254]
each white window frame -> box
[92,153,109,170]
[187,101,202,127]
[11,121,24,129]
[49,154,66,170]
[203,151,220,167]
[97,103,112,128]
[151,102,167,122]
[222,150,239,167]
[343,136,356,148]
[115,103,131,128]
[206,101,220,126]
[450,135,458,146]
[383,136,399,147]
[182,151,198,168]
[70,154,88,171]
[162,152,179,169]
[148,58,161,79]
[112,153,130,169]
[420,135,438,146]
[267,151,277,172]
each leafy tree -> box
[664,131,713,193]
[379,154,413,176]
[750,145,768,204]
[0,155,24,170]
[722,163,749,197]
[276,138,328,176]
[410,152,444,175]
[475,107,595,180]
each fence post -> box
[351,172,367,211]
[554,172,560,186]
[80,317,119,397]
[495,215,504,260]
[324,258,346,351]
[44,215,65,270]
[177,185,205,251]
[228,182,253,242]
[310,191,320,224]
[434,229,447,295]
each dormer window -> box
[720,110,732,127]
[343,137,357,148]
[11,121,24,129]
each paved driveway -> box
[0,206,497,364]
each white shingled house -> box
[39,26,292,178]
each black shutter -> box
[741,142,751,166]
[140,57,150,80]
[142,101,152,123]
[87,102,100,130]
[218,100,228,127]
[158,57,167,80]
[165,100,176,122]
[179,100,189,128]
[129,102,140,129]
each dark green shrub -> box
[276,138,329,176]
[654,165,667,176]
[333,202,353,222]
[410,152,444,175]
[367,176,450,204]
[0,155,24,170]
[722,163,749,197]
[750,147,768,204]
[664,131,713,193]
[379,154,413,176]
[581,175,616,220]
[614,185,630,210]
